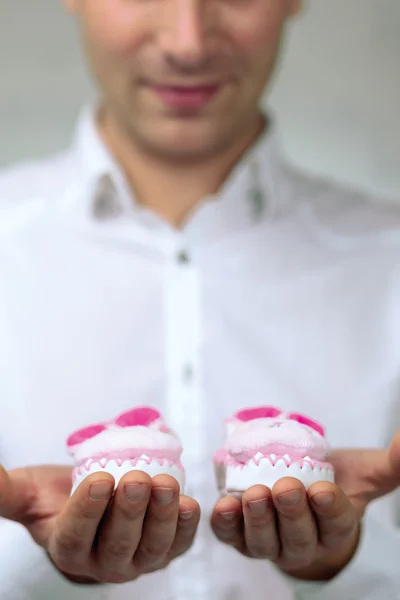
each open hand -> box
[211,431,400,581]
[0,465,200,584]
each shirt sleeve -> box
[282,512,400,600]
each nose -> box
[159,0,209,69]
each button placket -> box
[164,246,210,599]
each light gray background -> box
[0,0,399,199]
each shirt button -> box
[177,250,190,264]
[182,363,194,383]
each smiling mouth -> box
[146,82,222,110]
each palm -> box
[2,465,73,548]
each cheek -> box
[83,0,148,62]
[225,2,286,59]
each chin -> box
[138,121,227,160]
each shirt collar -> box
[71,104,136,219]
[64,103,293,240]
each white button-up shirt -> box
[1,107,400,600]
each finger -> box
[167,496,201,560]
[389,431,400,480]
[211,495,243,552]
[94,471,152,582]
[0,465,35,521]
[272,477,317,569]
[308,482,359,551]
[133,474,181,572]
[50,472,114,575]
[242,485,280,560]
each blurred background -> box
[0,0,399,199]
[0,3,399,598]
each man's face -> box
[66,0,301,160]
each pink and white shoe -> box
[214,406,334,494]
[67,406,185,494]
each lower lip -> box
[150,85,220,110]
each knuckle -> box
[248,542,278,560]
[284,535,313,554]
[56,530,86,556]
[101,539,133,561]
[135,552,166,574]
[141,541,169,560]
[248,545,267,559]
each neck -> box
[97,107,266,227]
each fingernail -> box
[312,492,335,507]
[124,483,148,503]
[277,490,301,506]
[220,511,237,521]
[152,487,175,507]
[89,482,113,501]
[248,498,267,516]
[179,510,194,520]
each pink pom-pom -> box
[288,413,325,437]
[66,423,107,447]
[234,406,282,422]
[115,406,161,428]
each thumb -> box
[388,431,400,480]
[0,465,36,522]
[367,431,400,497]
[329,445,399,507]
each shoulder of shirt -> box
[0,149,79,237]
[0,150,78,210]
[283,163,400,245]
[0,149,77,201]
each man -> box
[0,0,400,598]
